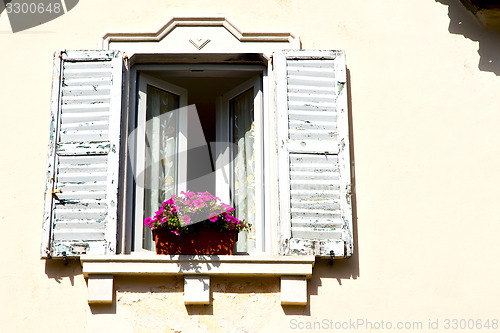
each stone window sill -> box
[80,254,315,306]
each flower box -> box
[144,191,250,255]
[152,228,238,255]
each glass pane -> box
[230,88,256,252]
[143,85,179,250]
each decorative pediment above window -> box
[100,16,300,55]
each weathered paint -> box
[111,276,283,332]
[41,51,63,258]
[41,51,124,258]
[276,50,353,258]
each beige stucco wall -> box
[1,0,500,332]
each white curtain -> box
[231,89,256,252]
[143,85,179,250]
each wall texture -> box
[1,0,500,332]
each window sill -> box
[80,254,315,306]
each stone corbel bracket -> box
[80,255,315,306]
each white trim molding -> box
[100,16,300,55]
[81,254,314,305]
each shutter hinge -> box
[340,138,346,151]
[345,184,352,204]
[124,55,129,69]
[62,251,68,266]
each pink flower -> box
[182,215,191,225]
[144,217,153,229]
[144,190,249,234]
[154,208,164,219]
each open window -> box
[41,18,354,308]
[217,76,263,253]
[129,64,265,253]
[133,74,188,251]
[41,49,352,260]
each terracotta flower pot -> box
[152,228,238,255]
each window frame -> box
[42,48,349,307]
[122,60,272,254]
[217,75,265,253]
[133,73,188,251]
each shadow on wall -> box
[346,68,359,283]
[283,69,360,316]
[436,0,500,75]
[44,258,82,286]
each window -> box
[41,49,353,259]
[129,65,264,253]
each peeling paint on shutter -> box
[41,50,124,258]
[275,50,352,258]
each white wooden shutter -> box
[41,50,124,258]
[275,50,353,258]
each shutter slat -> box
[61,113,110,123]
[61,120,110,131]
[287,77,336,88]
[58,172,107,182]
[291,207,341,215]
[52,230,106,241]
[63,77,113,86]
[287,140,339,154]
[291,219,343,228]
[63,61,112,70]
[289,110,336,119]
[62,103,111,111]
[58,182,108,192]
[287,67,336,78]
[62,95,111,104]
[41,50,123,258]
[287,59,336,68]
[62,69,112,79]
[55,191,107,200]
[290,199,340,210]
[60,130,109,142]
[290,173,338,181]
[288,85,336,94]
[288,93,336,104]
[276,50,352,258]
[54,199,105,209]
[289,129,338,141]
[58,155,108,165]
[59,166,107,174]
[54,208,107,220]
[56,142,110,155]
[62,86,112,96]
[291,228,343,240]
[54,221,107,230]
